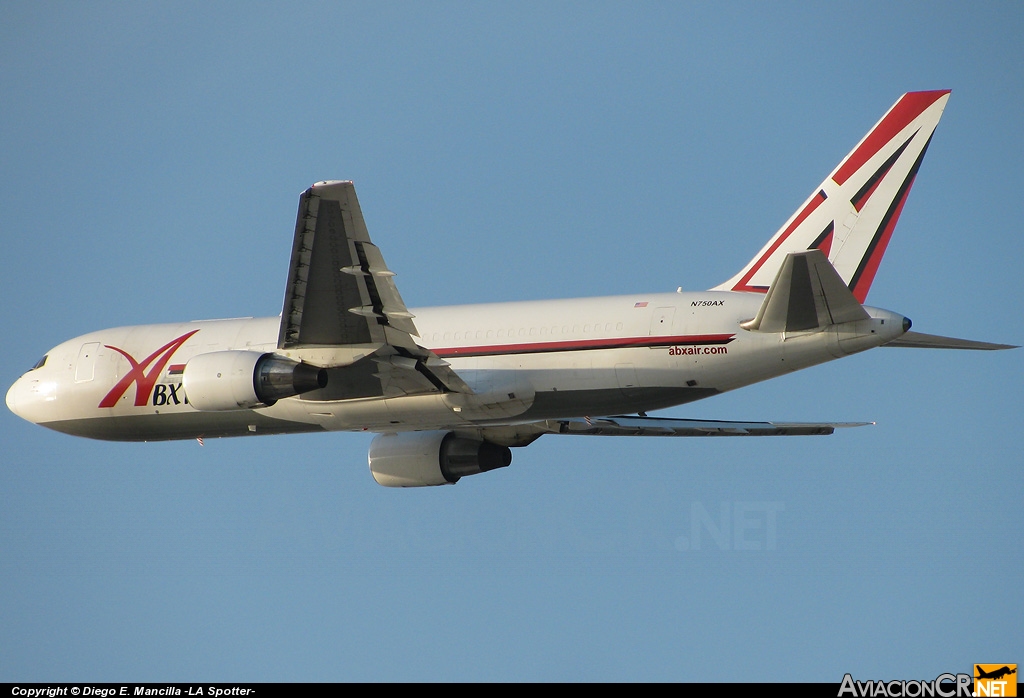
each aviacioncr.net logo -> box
[975,665,1017,697]
[98,330,198,408]
[838,673,972,698]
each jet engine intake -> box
[368,431,512,487]
[183,350,327,411]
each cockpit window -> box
[31,355,47,370]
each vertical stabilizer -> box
[714,91,950,302]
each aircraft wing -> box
[539,415,869,437]
[277,180,470,395]
[475,415,871,443]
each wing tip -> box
[312,179,353,187]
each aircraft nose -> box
[6,372,58,424]
[5,378,19,416]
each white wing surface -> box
[472,416,871,445]
[539,415,869,437]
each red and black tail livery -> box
[716,91,950,302]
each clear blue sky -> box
[1,1,1021,682]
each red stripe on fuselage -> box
[432,334,736,358]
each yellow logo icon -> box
[975,665,1017,697]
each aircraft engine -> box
[182,350,327,411]
[368,431,512,487]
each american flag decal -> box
[634,301,648,308]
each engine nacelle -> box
[368,431,512,487]
[182,350,327,411]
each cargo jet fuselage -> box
[7,90,1015,487]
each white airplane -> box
[6,90,1015,486]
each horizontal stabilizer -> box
[742,250,869,333]
[540,415,871,437]
[884,331,1017,350]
